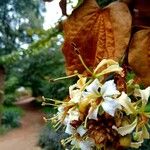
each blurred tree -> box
[0,65,5,125]
[1,27,74,101]
[0,0,45,55]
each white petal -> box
[77,125,87,137]
[112,118,137,136]
[85,79,101,95]
[130,141,143,149]
[96,64,123,77]
[135,87,150,106]
[65,123,74,135]
[101,97,121,116]
[63,115,69,125]
[79,139,95,150]
[68,109,80,121]
[94,59,118,74]
[70,90,82,103]
[69,84,77,97]
[101,80,120,98]
[88,106,99,120]
[117,92,136,114]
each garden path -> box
[0,99,44,150]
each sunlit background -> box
[43,0,78,29]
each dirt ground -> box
[0,100,45,150]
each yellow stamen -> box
[42,97,65,104]
[78,54,93,75]
[42,102,59,107]
[49,73,78,82]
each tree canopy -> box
[0,0,45,55]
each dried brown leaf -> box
[62,0,131,75]
[128,29,150,86]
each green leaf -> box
[144,103,150,112]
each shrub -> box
[4,76,19,93]
[15,86,32,99]
[38,123,69,150]
[1,106,23,129]
[3,94,16,106]
[0,125,9,135]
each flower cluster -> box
[44,59,150,150]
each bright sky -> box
[43,1,62,29]
[43,0,78,30]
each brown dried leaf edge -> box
[128,29,150,86]
[62,0,132,75]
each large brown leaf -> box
[62,0,131,75]
[128,29,150,86]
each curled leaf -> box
[130,141,143,149]
[112,117,137,136]
[62,0,131,75]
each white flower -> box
[69,77,87,103]
[77,125,87,137]
[65,122,75,135]
[85,79,122,117]
[79,139,95,150]
[65,109,80,134]
[82,79,101,98]
[69,84,82,103]
[101,80,121,116]
[101,97,121,116]
[116,92,136,114]
[68,109,80,121]
[101,80,120,98]
[88,106,99,120]
[71,138,95,150]
[134,87,150,106]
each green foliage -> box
[0,28,60,65]
[3,94,16,106]
[0,0,45,55]
[42,106,57,115]
[15,87,32,98]
[4,76,19,93]
[126,71,136,82]
[2,30,74,100]
[38,123,68,150]
[9,48,73,99]
[0,125,9,135]
[1,106,23,130]
[96,0,116,7]
[3,76,18,106]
